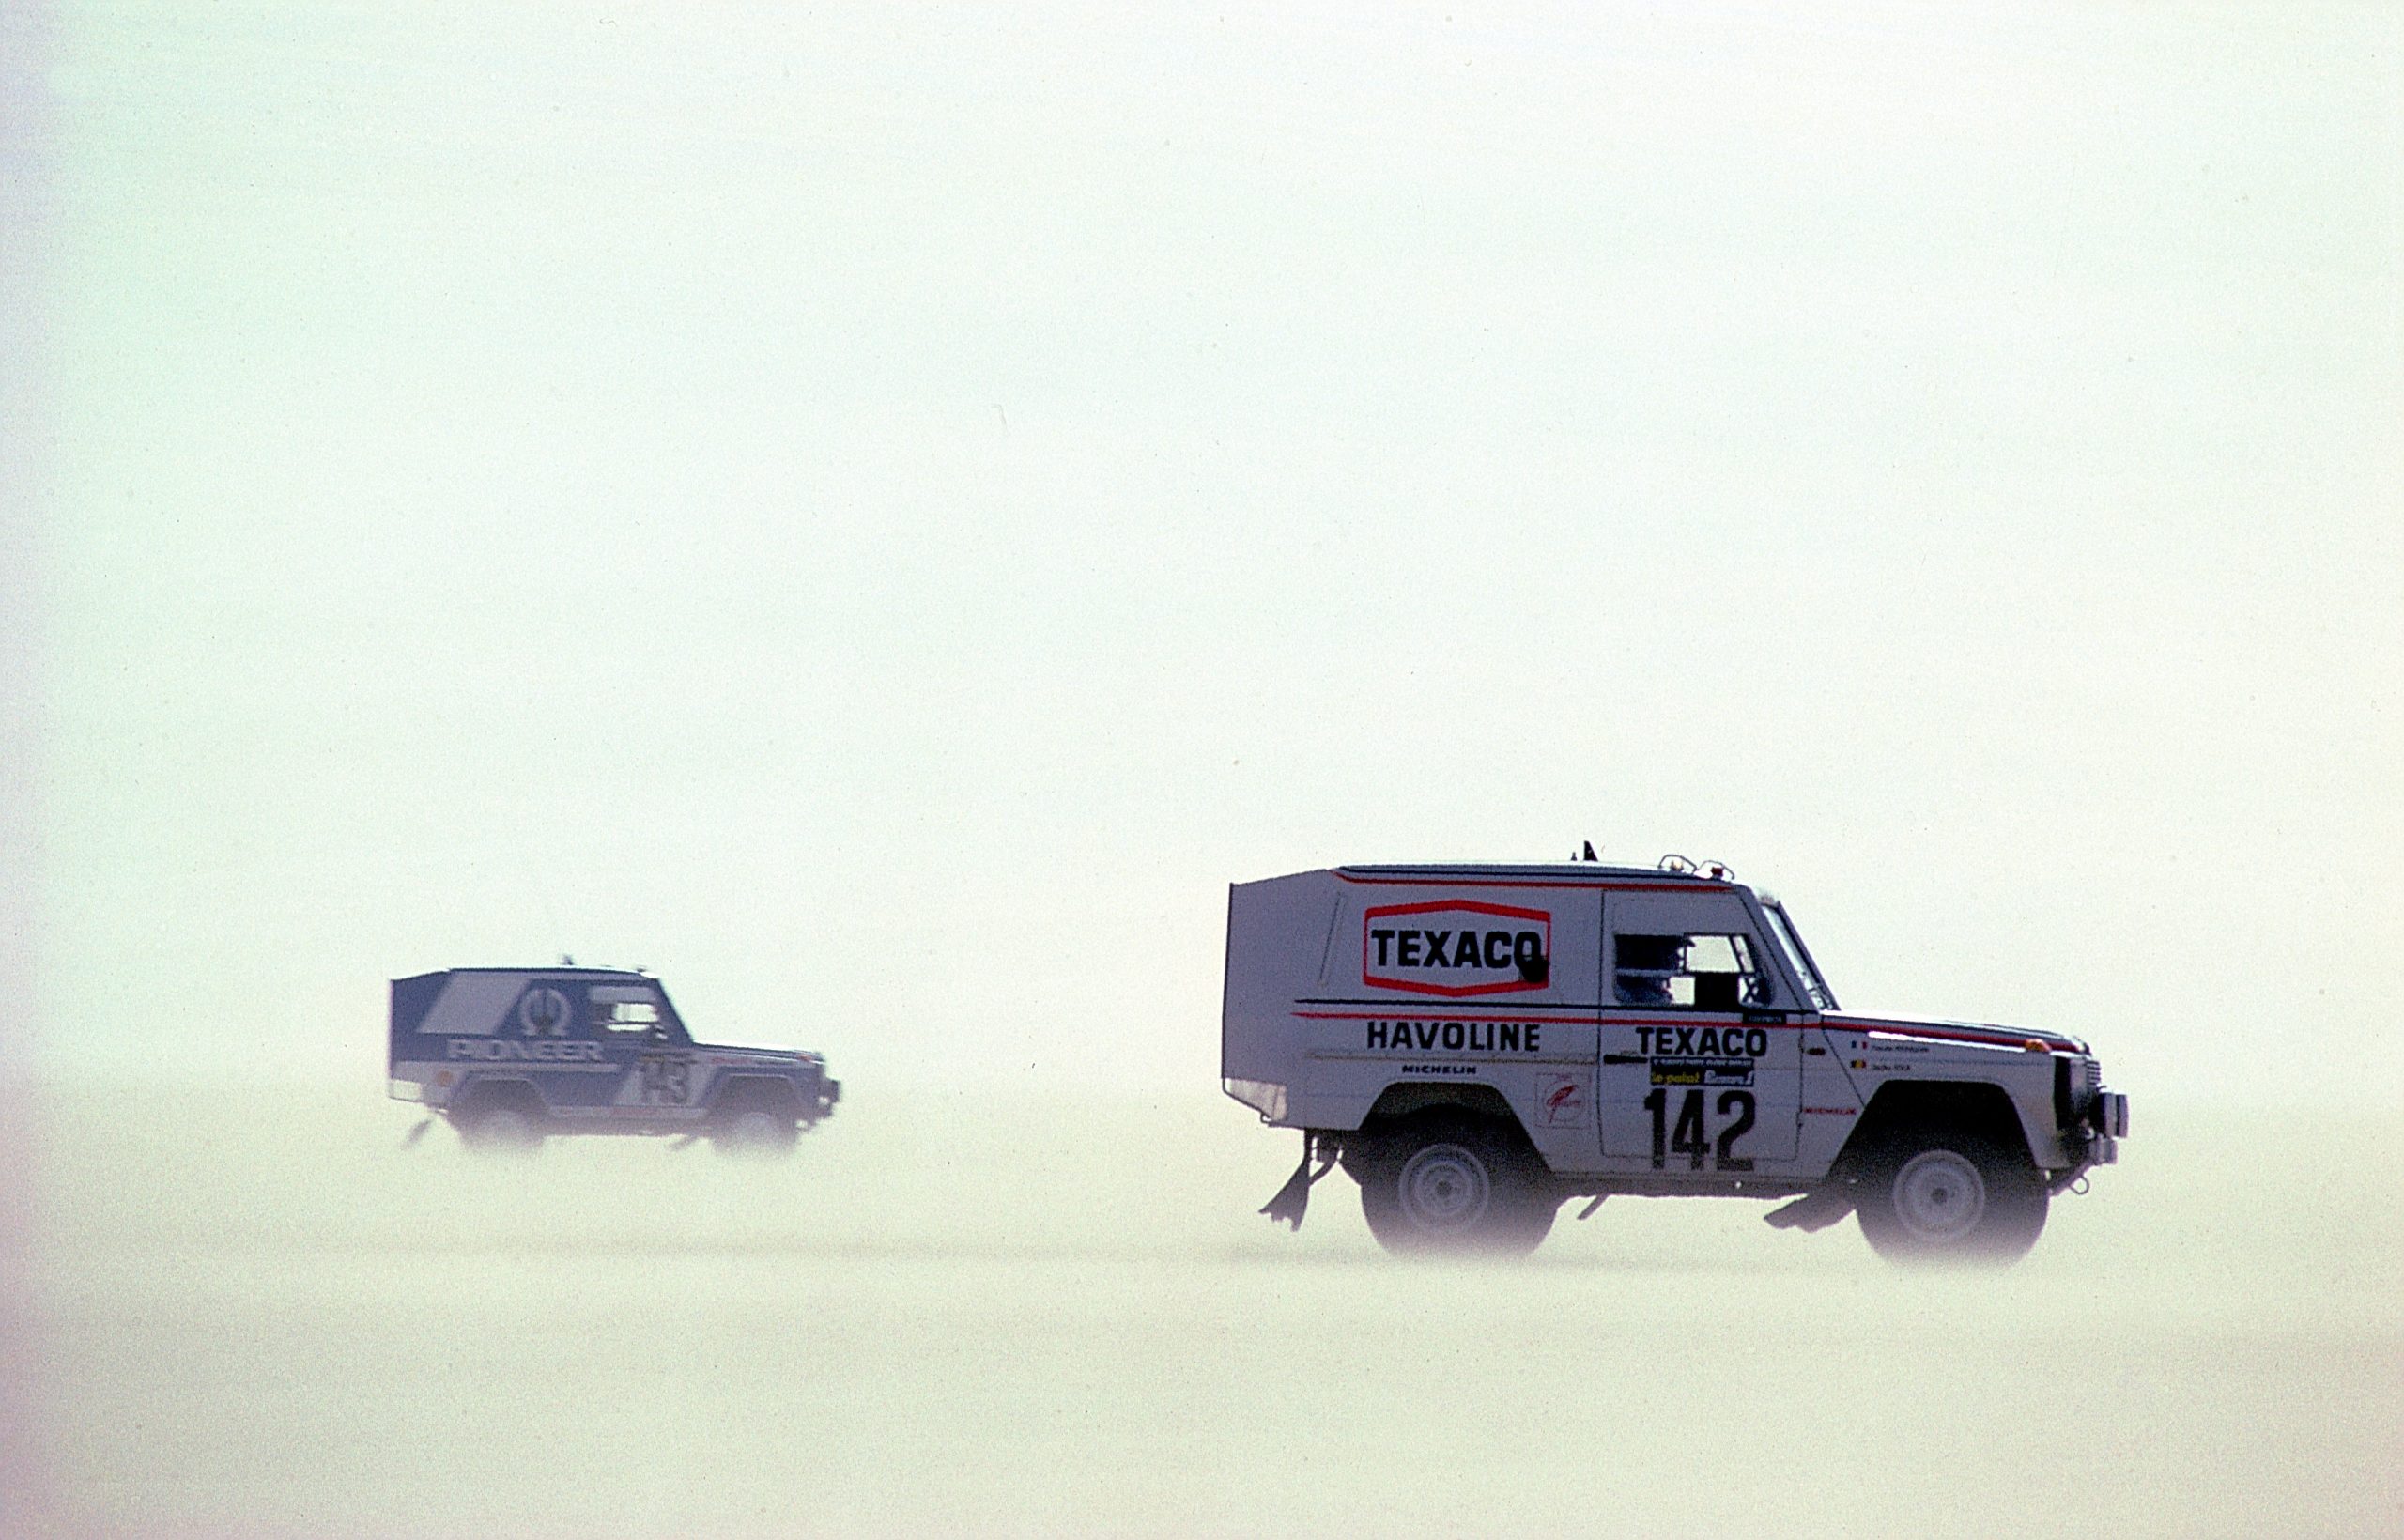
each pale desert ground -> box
[8,1085,2398,1538]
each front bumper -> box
[2052,1088,2128,1187]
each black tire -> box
[1357,1113,1553,1257]
[454,1092,546,1156]
[709,1102,798,1158]
[1856,1125,2048,1267]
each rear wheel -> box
[1358,1114,1553,1256]
[455,1097,545,1156]
[1856,1128,2047,1266]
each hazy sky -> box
[9,1,2399,1099]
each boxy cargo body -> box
[1224,864,2126,1263]
[390,967,840,1155]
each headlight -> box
[1223,1078,1287,1122]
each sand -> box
[9,1084,2398,1537]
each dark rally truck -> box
[390,967,840,1155]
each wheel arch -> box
[448,1076,547,1122]
[1839,1079,2035,1168]
[1354,1083,1542,1166]
[708,1074,803,1121]
[1362,1080,1524,1132]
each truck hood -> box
[1821,1014,2088,1055]
[695,1044,824,1068]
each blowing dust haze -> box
[3,2,2398,1535]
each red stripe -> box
[1827,1019,2060,1050]
[1363,897,1553,922]
[1597,1018,1812,1029]
[1333,872,1723,892]
[1294,1009,1597,1022]
[1299,1010,1815,1028]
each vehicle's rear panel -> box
[387,970,455,1101]
[1221,870,1339,1122]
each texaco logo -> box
[518,986,571,1037]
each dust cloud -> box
[10,1084,2398,1537]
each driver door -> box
[1596,893,1802,1173]
[593,983,701,1121]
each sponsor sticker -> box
[1363,1019,1548,1054]
[448,1037,603,1063]
[1535,1071,1591,1128]
[1363,900,1551,997]
[1649,1058,1755,1087]
[518,986,571,1037]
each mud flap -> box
[1764,1187,1855,1233]
[1260,1133,1335,1231]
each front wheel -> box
[1856,1129,2047,1267]
[1358,1115,1554,1257]
[710,1105,798,1158]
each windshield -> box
[1761,900,1838,1010]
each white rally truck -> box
[1224,859,2127,1265]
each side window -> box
[589,985,665,1038]
[1613,931,1776,1009]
